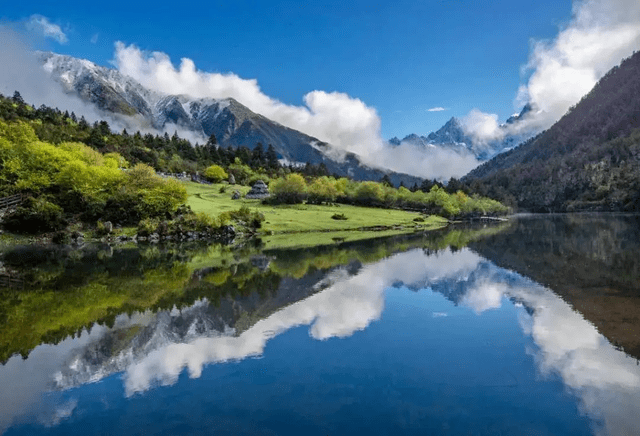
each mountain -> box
[39,52,421,186]
[391,106,535,162]
[463,51,640,212]
[51,257,365,391]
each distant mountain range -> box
[39,52,421,186]
[463,50,640,212]
[389,104,535,161]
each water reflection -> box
[122,248,484,395]
[469,213,640,358]
[1,218,639,435]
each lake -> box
[0,214,639,435]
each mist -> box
[0,28,210,147]
[5,0,639,180]
[0,28,104,123]
[461,0,640,142]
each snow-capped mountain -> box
[38,52,421,185]
[51,261,359,391]
[390,105,537,162]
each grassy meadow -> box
[185,182,448,248]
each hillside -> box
[463,51,640,212]
[40,52,421,186]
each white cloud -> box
[113,42,381,158]
[460,109,504,144]
[461,0,640,142]
[427,107,447,112]
[90,33,99,44]
[26,15,68,44]
[0,28,103,123]
[461,281,507,313]
[123,248,483,394]
[382,140,481,180]
[112,42,477,180]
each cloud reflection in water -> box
[124,248,482,394]
[1,245,639,435]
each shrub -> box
[228,159,254,185]
[270,174,307,204]
[204,164,228,183]
[355,181,385,206]
[137,218,159,236]
[308,177,338,204]
[331,213,347,220]
[3,197,67,233]
[225,205,265,230]
[181,212,221,233]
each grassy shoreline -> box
[185,181,448,249]
[0,181,450,250]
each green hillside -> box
[463,51,640,212]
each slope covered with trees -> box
[463,51,640,212]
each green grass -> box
[185,182,448,247]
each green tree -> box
[355,181,385,206]
[307,176,338,204]
[204,164,228,183]
[266,144,279,169]
[270,173,307,204]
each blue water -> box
[4,279,595,436]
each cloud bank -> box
[26,15,68,44]
[113,43,479,180]
[462,0,640,142]
[0,28,102,121]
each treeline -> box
[266,174,508,218]
[0,91,331,179]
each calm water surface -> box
[1,215,639,435]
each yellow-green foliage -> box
[125,164,187,217]
[0,121,188,225]
[228,158,254,185]
[236,171,506,218]
[270,173,308,204]
[203,164,228,183]
[355,181,385,205]
[308,176,338,204]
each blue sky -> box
[1,0,574,139]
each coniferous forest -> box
[463,51,640,212]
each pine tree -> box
[380,174,393,188]
[12,91,24,105]
[266,144,279,169]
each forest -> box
[463,51,640,212]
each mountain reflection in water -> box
[1,217,639,435]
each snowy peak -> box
[40,51,158,117]
[505,102,534,125]
[427,117,472,145]
[392,118,473,156]
[35,52,422,185]
[392,109,537,162]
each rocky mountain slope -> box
[389,105,535,161]
[463,51,640,212]
[39,52,420,185]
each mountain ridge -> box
[39,52,422,186]
[390,104,536,162]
